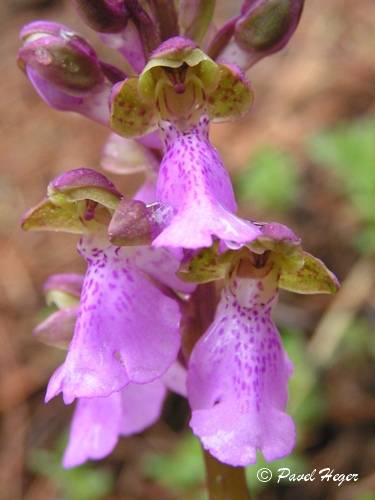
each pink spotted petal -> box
[46,239,181,403]
[188,270,295,466]
[154,117,261,249]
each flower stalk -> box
[203,449,251,500]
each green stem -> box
[185,0,216,44]
[203,449,251,500]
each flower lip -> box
[49,168,122,198]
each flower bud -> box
[71,0,129,33]
[235,0,304,56]
[19,21,104,95]
[44,273,84,308]
[21,168,122,234]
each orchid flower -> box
[22,168,192,403]
[180,222,338,465]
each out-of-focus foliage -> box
[339,319,375,362]
[234,146,300,211]
[308,118,375,252]
[282,329,326,428]
[29,440,113,500]
[143,434,206,499]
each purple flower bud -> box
[236,0,304,52]
[19,21,104,95]
[71,0,129,33]
[218,0,305,70]
[18,22,126,124]
[33,308,78,350]
[101,133,160,175]
[43,273,84,298]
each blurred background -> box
[1,0,374,499]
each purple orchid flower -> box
[188,263,294,466]
[182,222,338,466]
[46,236,182,403]
[64,378,168,467]
[153,117,261,249]
[22,168,193,404]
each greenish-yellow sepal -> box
[208,64,254,121]
[110,77,157,138]
[279,251,340,294]
[178,245,237,283]
[21,198,101,234]
[48,186,120,211]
